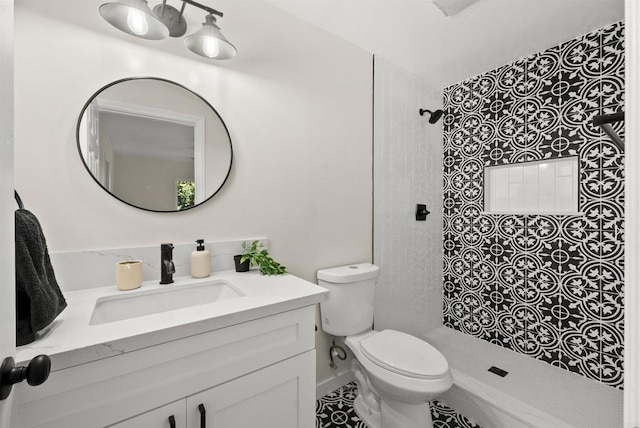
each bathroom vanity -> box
[12,271,328,428]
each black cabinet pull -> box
[168,415,176,428]
[198,403,206,428]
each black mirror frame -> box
[76,76,233,213]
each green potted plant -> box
[234,240,287,275]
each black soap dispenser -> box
[191,239,211,278]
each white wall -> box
[265,0,624,88]
[13,1,372,386]
[373,56,443,337]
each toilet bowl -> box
[318,264,452,428]
[344,329,452,428]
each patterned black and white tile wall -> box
[442,21,625,389]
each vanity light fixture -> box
[184,13,236,59]
[99,0,169,40]
[99,0,236,59]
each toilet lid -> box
[360,330,449,379]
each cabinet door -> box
[107,400,186,428]
[186,351,315,428]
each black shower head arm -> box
[419,108,444,124]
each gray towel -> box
[15,209,66,346]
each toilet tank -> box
[317,263,379,336]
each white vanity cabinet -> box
[109,352,314,428]
[12,305,317,428]
[185,351,314,428]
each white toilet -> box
[318,263,452,428]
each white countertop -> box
[16,271,329,371]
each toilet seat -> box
[360,330,449,380]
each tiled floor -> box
[316,382,482,428]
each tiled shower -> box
[442,21,625,388]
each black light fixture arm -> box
[158,0,223,25]
[181,0,223,17]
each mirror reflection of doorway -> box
[79,98,205,211]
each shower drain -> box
[488,366,509,377]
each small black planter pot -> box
[234,255,250,272]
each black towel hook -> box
[14,190,24,209]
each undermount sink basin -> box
[90,280,245,325]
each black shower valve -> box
[416,204,430,221]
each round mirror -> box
[76,77,232,212]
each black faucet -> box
[160,243,175,284]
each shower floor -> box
[316,382,482,428]
[425,326,623,428]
